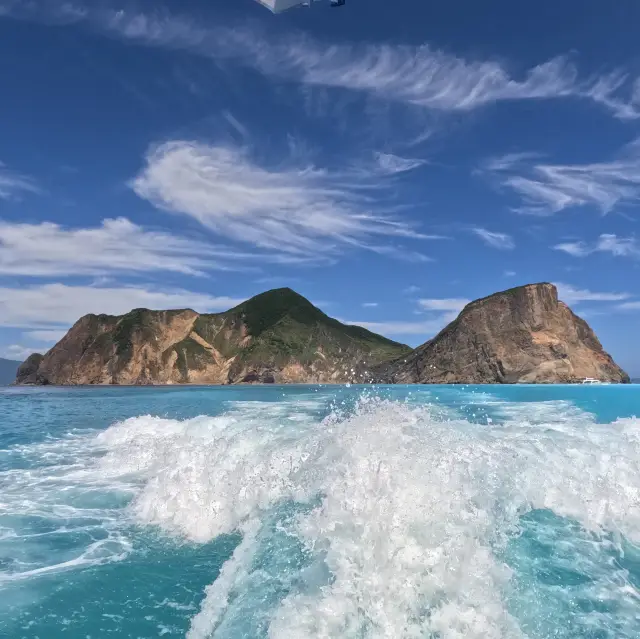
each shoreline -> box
[6,381,635,389]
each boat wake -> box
[85,396,640,638]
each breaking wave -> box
[83,395,640,638]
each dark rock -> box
[15,353,46,385]
[239,370,276,384]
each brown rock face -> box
[32,310,200,385]
[16,288,410,386]
[374,283,629,384]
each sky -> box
[1,0,640,374]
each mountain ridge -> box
[15,284,628,386]
[15,288,410,386]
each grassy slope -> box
[84,289,410,380]
[219,288,410,365]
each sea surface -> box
[1,384,639,638]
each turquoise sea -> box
[1,384,639,638]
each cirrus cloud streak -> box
[131,140,429,259]
[0,282,246,329]
[2,3,640,119]
[554,234,640,259]
[0,161,40,200]
[105,10,640,120]
[0,217,261,277]
[482,142,640,215]
[471,228,515,250]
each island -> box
[15,283,629,386]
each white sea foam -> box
[3,393,639,636]
[83,396,640,638]
[187,520,261,639]
[506,511,640,638]
[0,431,135,586]
[0,398,325,588]
[0,532,132,583]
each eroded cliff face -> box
[374,283,629,384]
[15,289,410,386]
[15,284,627,386]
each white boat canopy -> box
[255,0,309,12]
[254,0,345,13]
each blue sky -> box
[1,0,640,374]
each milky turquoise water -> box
[1,384,639,638]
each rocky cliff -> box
[373,283,629,384]
[14,354,44,385]
[15,288,410,386]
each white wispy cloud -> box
[595,234,639,256]
[402,285,420,295]
[584,71,640,121]
[417,298,470,312]
[554,282,632,304]
[363,244,434,263]
[482,152,542,172]
[131,140,428,259]
[270,46,582,112]
[617,301,640,311]
[0,283,245,329]
[0,217,260,276]
[373,152,427,175]
[345,318,449,337]
[554,234,640,258]
[1,344,38,361]
[553,241,591,257]
[0,161,39,200]
[220,30,640,119]
[4,3,640,119]
[471,227,515,250]
[504,270,516,277]
[362,302,379,308]
[24,329,69,342]
[482,142,640,215]
[349,296,470,338]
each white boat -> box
[254,0,345,12]
[581,378,609,385]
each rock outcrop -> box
[14,354,45,385]
[373,283,629,384]
[16,288,410,386]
